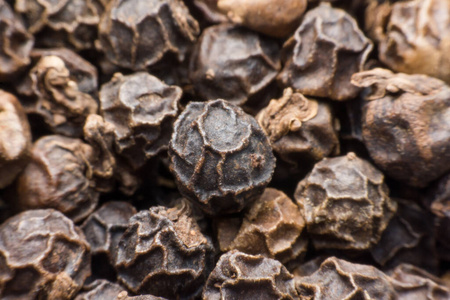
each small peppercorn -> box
[0,209,91,299]
[294,153,397,250]
[169,99,276,215]
[203,250,299,299]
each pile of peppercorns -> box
[1,0,450,298]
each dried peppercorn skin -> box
[352,68,450,187]
[203,250,299,300]
[75,279,123,300]
[0,209,91,299]
[189,24,280,106]
[98,0,199,70]
[278,3,373,101]
[169,99,276,215]
[295,153,397,250]
[0,90,32,189]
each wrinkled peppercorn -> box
[257,88,340,167]
[98,0,199,70]
[0,209,91,299]
[203,250,299,299]
[169,99,276,215]
[295,153,397,250]
[99,72,182,169]
[0,90,32,189]
[191,0,228,23]
[296,257,397,299]
[217,188,308,264]
[116,291,167,300]
[278,3,373,101]
[0,0,33,81]
[114,204,214,299]
[189,24,280,107]
[75,279,123,300]
[351,68,450,187]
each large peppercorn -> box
[217,188,308,264]
[296,257,396,299]
[169,99,276,215]
[351,68,450,187]
[278,3,373,101]
[14,0,101,50]
[0,209,91,299]
[114,205,214,299]
[98,0,199,70]
[203,250,299,299]
[294,153,397,250]
[189,24,280,107]
[0,0,33,81]
[376,0,450,83]
[0,90,32,189]
[256,88,340,167]
[100,72,182,169]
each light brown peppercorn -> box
[257,88,339,166]
[296,257,397,299]
[189,24,280,107]
[98,0,199,70]
[351,68,450,187]
[100,72,182,170]
[217,0,307,38]
[294,153,397,250]
[203,250,299,300]
[278,3,373,101]
[0,209,91,299]
[75,279,123,300]
[0,90,32,189]
[116,291,167,300]
[217,188,308,264]
[192,0,228,23]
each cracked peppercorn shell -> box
[294,153,397,250]
[277,2,373,101]
[218,188,308,264]
[114,205,214,299]
[296,257,396,300]
[203,250,299,300]
[81,201,137,264]
[14,0,100,50]
[0,209,91,299]
[169,99,276,215]
[377,0,450,83]
[189,24,280,106]
[257,88,340,166]
[98,0,199,70]
[0,0,34,81]
[16,135,100,223]
[388,264,450,300]
[100,72,182,170]
[75,279,123,300]
[351,68,450,187]
[0,90,32,189]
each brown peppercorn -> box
[388,264,450,299]
[14,0,101,50]
[98,0,199,70]
[100,72,182,170]
[169,99,276,215]
[217,0,307,38]
[75,279,123,300]
[0,90,32,189]
[114,205,214,299]
[257,88,340,166]
[294,153,397,250]
[376,0,450,83]
[278,3,373,101]
[191,0,228,23]
[0,209,91,299]
[296,257,396,299]
[351,68,450,187]
[203,250,299,299]
[0,0,34,81]
[116,291,167,300]
[217,188,308,264]
[81,201,137,264]
[189,24,280,107]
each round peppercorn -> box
[169,99,276,215]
